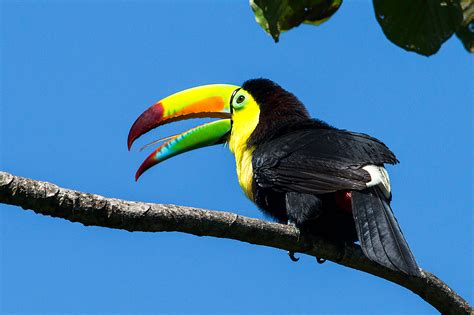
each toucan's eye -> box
[232,92,248,110]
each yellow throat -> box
[228,96,260,201]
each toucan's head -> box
[128,78,309,180]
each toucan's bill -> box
[127,84,238,180]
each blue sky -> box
[1,1,472,314]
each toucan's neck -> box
[228,100,260,157]
[248,117,335,147]
[228,109,259,201]
[240,78,317,147]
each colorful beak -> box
[128,84,239,180]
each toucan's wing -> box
[253,127,398,195]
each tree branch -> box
[0,171,471,314]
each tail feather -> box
[352,186,421,276]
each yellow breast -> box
[234,147,255,200]
[229,123,256,200]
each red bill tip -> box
[127,102,164,151]
[134,150,158,181]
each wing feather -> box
[253,127,397,194]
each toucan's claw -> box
[316,257,326,264]
[288,251,300,262]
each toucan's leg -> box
[285,192,323,263]
[285,192,323,225]
[287,220,300,262]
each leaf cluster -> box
[251,0,473,56]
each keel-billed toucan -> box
[127,79,421,276]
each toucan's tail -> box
[352,186,421,276]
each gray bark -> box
[0,171,472,314]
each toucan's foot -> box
[286,220,301,262]
[288,251,300,262]
[287,220,300,239]
[316,257,326,264]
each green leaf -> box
[373,0,464,56]
[456,0,474,53]
[250,0,342,42]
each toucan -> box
[127,78,421,276]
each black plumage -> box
[253,127,398,195]
[244,79,420,276]
[352,186,420,274]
